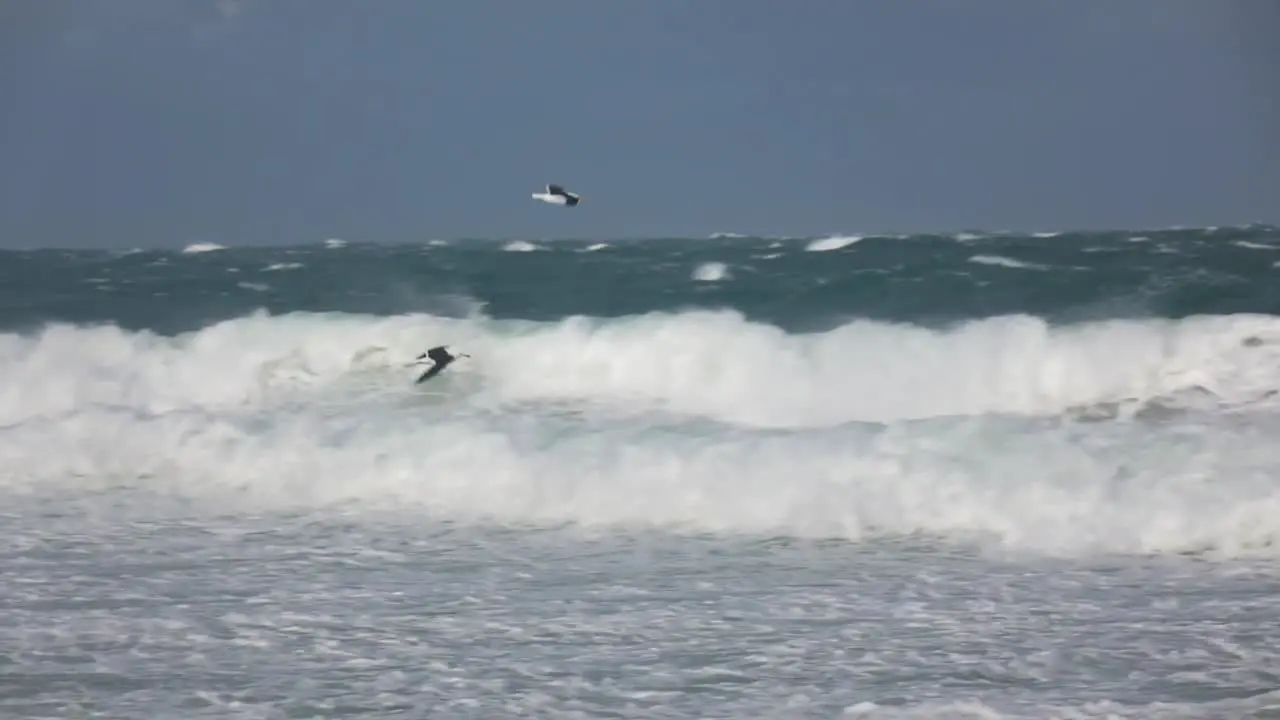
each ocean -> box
[2,226,1280,718]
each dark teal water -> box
[2,226,1278,334]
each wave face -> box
[3,225,1280,557]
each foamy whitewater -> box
[3,227,1280,718]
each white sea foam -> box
[2,310,1279,556]
[181,242,225,254]
[969,254,1049,270]
[691,262,730,281]
[1235,241,1278,251]
[503,240,542,252]
[805,235,862,252]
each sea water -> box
[2,227,1279,718]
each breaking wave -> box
[3,308,1280,558]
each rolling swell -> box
[1,225,1278,334]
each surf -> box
[4,308,1280,427]
[2,308,1280,558]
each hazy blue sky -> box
[2,0,1277,247]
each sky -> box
[1,0,1277,248]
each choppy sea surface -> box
[3,226,1280,718]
